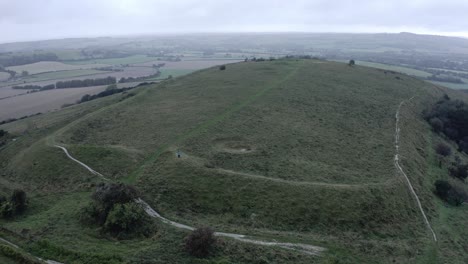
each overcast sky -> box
[1,0,468,43]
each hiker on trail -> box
[177,150,181,158]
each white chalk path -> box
[394,96,437,242]
[55,145,326,256]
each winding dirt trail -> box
[54,145,326,256]
[394,96,437,242]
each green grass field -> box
[0,59,467,263]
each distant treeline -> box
[118,71,161,83]
[12,77,116,91]
[78,82,154,104]
[57,76,116,88]
[0,53,58,67]
[12,84,55,91]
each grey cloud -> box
[0,0,467,43]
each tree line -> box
[12,77,117,91]
[12,84,55,91]
[57,76,116,88]
[425,95,468,206]
[0,53,58,67]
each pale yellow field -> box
[6,61,110,75]
[0,85,108,121]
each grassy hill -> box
[0,59,467,263]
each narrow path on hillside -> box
[217,168,397,188]
[394,96,437,242]
[0,236,63,264]
[54,144,326,256]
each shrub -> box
[92,183,138,211]
[0,189,27,218]
[0,129,7,137]
[219,65,226,70]
[449,164,468,180]
[103,203,155,239]
[348,60,355,66]
[429,117,443,133]
[0,202,14,218]
[184,227,216,258]
[11,189,27,213]
[436,143,451,157]
[81,183,154,239]
[434,180,464,206]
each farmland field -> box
[0,87,28,99]
[7,61,110,75]
[0,69,110,88]
[0,72,10,81]
[1,67,157,89]
[65,55,157,65]
[0,85,110,121]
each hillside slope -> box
[0,59,467,263]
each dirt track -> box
[54,144,326,256]
[394,96,437,242]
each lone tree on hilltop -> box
[219,65,226,70]
[348,59,355,66]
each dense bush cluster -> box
[80,183,155,239]
[184,227,217,258]
[56,76,116,88]
[434,180,465,206]
[118,71,161,83]
[424,96,468,153]
[78,83,150,104]
[0,189,27,218]
[449,164,468,181]
[13,84,55,91]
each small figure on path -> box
[176,149,181,158]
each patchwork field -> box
[0,85,109,120]
[6,61,110,75]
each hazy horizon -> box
[1,0,468,44]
